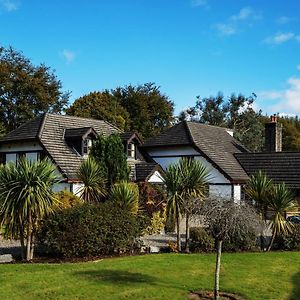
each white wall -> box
[6,153,16,164]
[233,185,241,204]
[72,183,84,196]
[146,146,230,184]
[147,170,163,183]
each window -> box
[127,143,135,158]
[83,138,93,156]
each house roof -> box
[120,132,143,144]
[64,127,97,139]
[0,114,120,180]
[135,162,162,182]
[0,116,44,142]
[143,121,249,182]
[235,152,300,189]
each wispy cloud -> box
[230,7,262,22]
[276,16,297,25]
[214,23,236,36]
[191,0,207,7]
[260,77,300,114]
[0,0,19,12]
[213,7,262,37]
[62,49,76,64]
[264,32,295,45]
[297,65,300,71]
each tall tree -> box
[0,158,61,261]
[267,183,295,251]
[65,91,130,131]
[160,163,184,252]
[180,93,265,152]
[90,134,130,188]
[245,171,273,250]
[0,46,69,133]
[178,158,210,252]
[113,83,174,138]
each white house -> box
[141,121,250,202]
[0,113,163,194]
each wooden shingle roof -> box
[235,152,300,188]
[143,121,249,182]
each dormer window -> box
[83,138,93,156]
[127,143,135,159]
[65,127,97,157]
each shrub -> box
[221,227,257,252]
[53,190,83,210]
[110,181,139,215]
[189,227,214,252]
[37,202,142,257]
[143,211,166,235]
[274,224,300,251]
[138,183,167,233]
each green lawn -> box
[0,252,299,300]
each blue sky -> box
[1,0,300,115]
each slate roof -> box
[135,162,162,182]
[0,114,119,180]
[143,121,249,183]
[235,152,300,189]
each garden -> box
[0,134,300,299]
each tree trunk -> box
[30,234,35,260]
[176,213,181,252]
[185,212,190,253]
[214,240,223,300]
[19,217,25,261]
[267,229,276,252]
[26,212,32,261]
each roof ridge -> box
[46,113,121,131]
[38,113,47,139]
[186,120,231,131]
[183,121,196,144]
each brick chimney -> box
[265,115,282,152]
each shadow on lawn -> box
[290,271,300,300]
[75,269,157,286]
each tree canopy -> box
[67,83,174,139]
[0,46,69,133]
[65,91,130,131]
[179,93,265,152]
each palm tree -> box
[160,164,183,252]
[245,171,273,250]
[178,158,210,252]
[78,157,106,202]
[0,158,61,261]
[110,181,139,215]
[267,183,295,251]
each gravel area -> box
[141,233,186,249]
[0,235,21,257]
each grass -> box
[0,252,299,300]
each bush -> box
[37,202,142,257]
[143,211,166,235]
[53,190,83,210]
[274,224,300,251]
[221,227,257,252]
[190,227,214,252]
